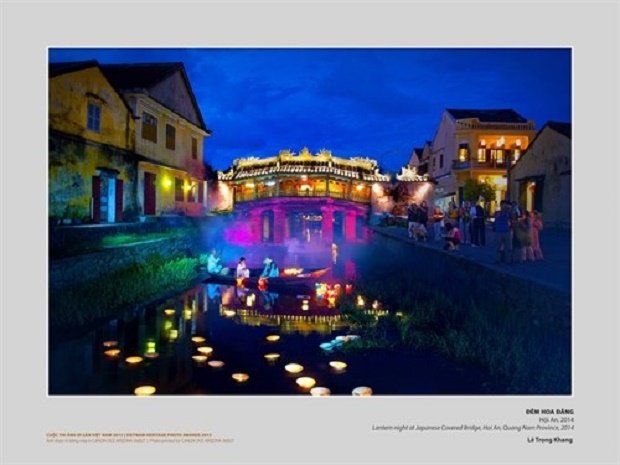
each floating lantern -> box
[104,349,120,357]
[232,373,250,383]
[164,308,175,316]
[301,300,309,311]
[372,300,380,310]
[134,386,156,396]
[264,353,280,362]
[197,346,213,355]
[191,336,206,343]
[296,377,316,389]
[125,356,143,365]
[208,360,225,368]
[192,355,208,364]
[284,363,304,374]
[184,309,192,320]
[103,340,118,348]
[310,387,331,396]
[169,329,178,340]
[352,386,373,396]
[266,335,280,342]
[357,296,365,308]
[329,361,347,371]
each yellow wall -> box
[49,67,135,150]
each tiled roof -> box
[219,164,391,182]
[99,63,182,90]
[49,60,99,78]
[546,121,571,139]
[446,108,528,123]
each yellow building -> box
[101,63,212,217]
[49,61,137,223]
[429,109,537,212]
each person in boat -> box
[236,257,250,279]
[260,258,279,278]
[207,248,223,274]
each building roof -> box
[545,121,572,139]
[446,108,529,123]
[49,60,99,78]
[100,62,209,132]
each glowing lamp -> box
[264,353,280,361]
[164,178,172,188]
[352,386,373,396]
[282,268,303,276]
[208,360,225,368]
[246,295,254,307]
[103,341,118,348]
[296,377,316,389]
[192,355,208,364]
[232,373,250,383]
[245,182,255,188]
[164,308,175,316]
[356,184,364,191]
[104,349,120,357]
[310,387,331,396]
[184,309,192,320]
[125,356,143,365]
[345,284,353,295]
[301,301,309,311]
[284,363,304,374]
[266,335,280,342]
[169,329,178,340]
[223,309,236,317]
[191,336,206,343]
[330,361,347,371]
[357,296,365,308]
[372,300,380,310]
[197,346,213,355]
[236,278,246,287]
[258,278,268,291]
[134,386,156,396]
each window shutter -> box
[92,176,101,223]
[115,179,124,222]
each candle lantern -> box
[296,377,316,389]
[232,373,250,383]
[284,363,304,374]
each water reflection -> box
[49,249,491,396]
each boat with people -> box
[203,266,331,290]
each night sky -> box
[48,48,571,174]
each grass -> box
[337,245,571,394]
[49,253,208,330]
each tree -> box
[463,179,495,203]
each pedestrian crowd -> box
[406,199,545,265]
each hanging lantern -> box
[284,363,304,374]
[236,277,245,287]
[345,284,353,295]
[357,295,365,308]
[310,387,331,396]
[164,308,175,316]
[266,335,280,342]
[104,349,120,357]
[222,309,236,317]
[232,373,250,383]
[264,353,280,362]
[134,386,156,396]
[169,329,178,340]
[144,352,159,359]
[208,360,225,368]
[372,300,380,310]
[125,356,143,365]
[191,336,206,343]
[352,386,373,396]
[258,278,268,291]
[103,341,118,348]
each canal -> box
[49,242,507,396]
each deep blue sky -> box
[49,48,571,173]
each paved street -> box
[373,224,571,296]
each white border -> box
[2,1,619,465]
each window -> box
[458,144,469,162]
[87,102,101,133]
[198,181,204,203]
[175,178,184,202]
[477,149,487,163]
[142,112,158,143]
[439,154,444,169]
[191,137,198,160]
[166,124,176,150]
[494,149,505,164]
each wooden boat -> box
[203,266,331,289]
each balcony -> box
[452,159,508,170]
